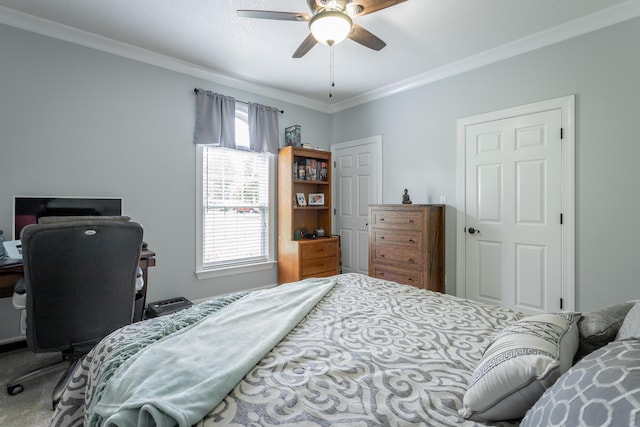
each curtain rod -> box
[193,88,284,114]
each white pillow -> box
[459,312,580,422]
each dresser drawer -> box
[371,210,423,231]
[372,247,423,270]
[370,265,422,288]
[301,269,336,280]
[300,240,338,260]
[371,229,422,250]
[301,256,338,276]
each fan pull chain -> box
[329,45,335,98]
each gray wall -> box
[0,24,330,343]
[331,17,640,311]
[1,17,639,342]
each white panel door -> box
[464,109,563,314]
[332,136,381,274]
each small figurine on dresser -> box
[402,189,412,204]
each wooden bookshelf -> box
[278,146,339,284]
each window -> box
[196,104,275,278]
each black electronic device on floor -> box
[145,296,192,318]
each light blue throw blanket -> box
[88,277,336,427]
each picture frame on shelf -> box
[285,125,301,147]
[296,193,307,206]
[308,193,325,206]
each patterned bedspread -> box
[51,273,522,426]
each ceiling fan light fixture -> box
[309,11,352,46]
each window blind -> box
[202,147,269,268]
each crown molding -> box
[1,1,639,115]
[329,0,640,112]
[0,6,332,114]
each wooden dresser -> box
[368,204,445,292]
[279,237,339,283]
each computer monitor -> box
[13,196,123,239]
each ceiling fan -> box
[237,0,407,58]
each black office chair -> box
[5,220,143,409]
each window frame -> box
[195,107,277,280]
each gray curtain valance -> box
[194,89,280,154]
[249,103,279,154]
[193,90,236,148]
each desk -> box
[0,249,156,321]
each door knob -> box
[468,227,479,235]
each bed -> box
[50,272,609,427]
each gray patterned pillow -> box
[575,301,635,360]
[616,301,640,341]
[460,313,579,422]
[522,339,640,427]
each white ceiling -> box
[0,0,638,112]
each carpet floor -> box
[0,347,66,427]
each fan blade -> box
[237,10,311,22]
[348,24,386,51]
[348,0,407,17]
[306,0,322,14]
[292,33,318,58]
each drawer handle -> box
[408,259,414,263]
[380,254,385,258]
[408,278,414,282]
[378,272,384,277]
[408,219,414,223]
[380,218,385,221]
[408,239,415,243]
[379,236,385,240]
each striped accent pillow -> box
[460,312,580,422]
